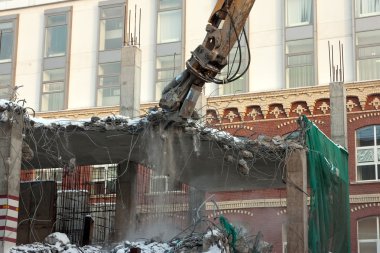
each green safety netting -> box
[302,116,350,253]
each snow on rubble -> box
[11,217,273,253]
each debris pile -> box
[10,232,101,253]
[11,217,273,253]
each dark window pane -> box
[45,25,67,57]
[359,242,377,253]
[358,217,378,239]
[357,165,376,180]
[0,31,14,61]
[376,126,380,145]
[92,181,105,195]
[107,167,117,179]
[106,180,116,194]
[357,126,375,147]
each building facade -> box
[1,0,380,252]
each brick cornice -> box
[33,81,380,122]
[205,193,380,210]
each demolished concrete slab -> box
[20,108,304,192]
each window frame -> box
[40,8,71,112]
[285,38,315,88]
[355,125,380,182]
[0,15,18,100]
[357,216,380,253]
[44,13,68,58]
[98,4,125,51]
[91,164,117,196]
[156,0,183,44]
[286,0,313,27]
[96,61,121,106]
[355,29,380,81]
[96,1,126,107]
[355,0,380,18]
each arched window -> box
[358,216,380,252]
[356,125,380,181]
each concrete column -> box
[114,161,138,241]
[120,46,142,118]
[329,82,347,148]
[0,111,24,253]
[286,149,308,253]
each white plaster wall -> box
[0,0,361,111]
[316,0,354,85]
[249,0,284,92]
[5,7,44,109]
[2,1,101,110]
[68,1,98,108]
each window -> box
[155,54,182,100]
[41,9,71,111]
[97,61,121,106]
[44,14,68,57]
[358,216,380,252]
[356,0,380,17]
[41,68,65,111]
[0,17,17,100]
[0,21,14,63]
[356,126,380,181]
[99,6,124,51]
[91,165,117,195]
[157,0,182,43]
[286,0,313,27]
[356,30,380,81]
[286,39,314,88]
[149,174,183,194]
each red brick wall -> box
[211,111,380,251]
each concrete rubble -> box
[11,221,273,253]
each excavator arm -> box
[159,0,256,120]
